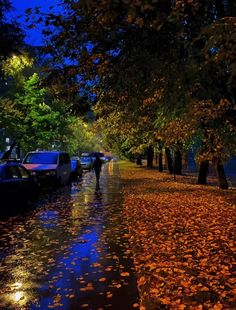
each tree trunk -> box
[16,143,21,159]
[165,147,173,174]
[215,161,229,189]
[174,149,182,175]
[197,160,209,184]
[158,152,163,172]
[227,0,236,16]
[1,140,16,161]
[136,155,142,166]
[215,0,226,17]
[147,146,154,168]
[158,140,163,172]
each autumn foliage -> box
[41,1,236,169]
[120,161,236,309]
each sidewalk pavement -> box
[119,161,236,310]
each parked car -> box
[70,156,83,179]
[104,155,112,162]
[22,151,72,187]
[0,161,39,206]
[80,156,93,171]
[101,156,112,163]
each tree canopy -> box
[40,1,235,164]
[2,0,232,188]
[0,0,25,94]
[0,0,24,58]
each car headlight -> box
[44,170,56,176]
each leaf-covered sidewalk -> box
[119,161,236,310]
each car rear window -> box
[24,153,58,164]
[81,157,91,163]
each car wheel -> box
[70,172,76,181]
[56,177,62,188]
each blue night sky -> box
[9,0,61,46]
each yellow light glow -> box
[11,282,22,289]
[84,193,89,204]
[2,53,33,78]
[13,291,24,302]
[108,161,114,175]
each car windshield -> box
[80,157,91,163]
[24,153,58,164]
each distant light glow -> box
[13,291,24,302]
[108,161,114,175]
[84,193,89,204]
[11,282,23,289]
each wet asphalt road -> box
[0,161,139,310]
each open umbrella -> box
[91,152,104,157]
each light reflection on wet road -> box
[0,161,138,309]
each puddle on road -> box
[0,161,139,309]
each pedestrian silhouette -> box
[95,181,100,191]
[94,182,102,202]
[92,156,102,182]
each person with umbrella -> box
[92,155,103,182]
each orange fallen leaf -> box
[138,276,146,286]
[160,297,171,305]
[121,272,130,277]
